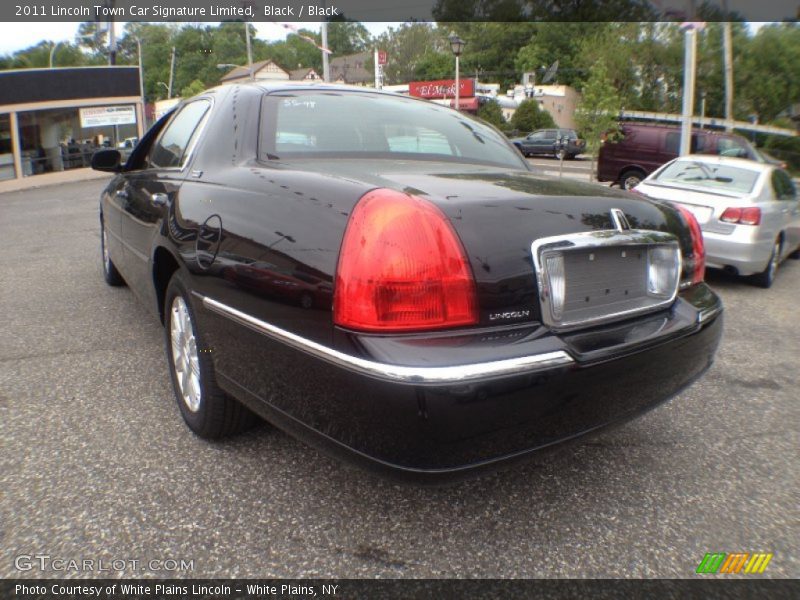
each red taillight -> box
[334,189,478,332]
[720,206,761,226]
[675,205,706,285]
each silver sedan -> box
[634,156,800,287]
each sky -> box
[0,21,394,55]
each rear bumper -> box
[202,285,723,481]
[703,227,772,276]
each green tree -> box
[574,60,621,180]
[738,23,800,122]
[515,23,609,89]
[266,29,323,73]
[509,99,556,133]
[448,22,537,89]
[413,51,454,80]
[373,22,442,85]
[326,19,372,56]
[477,99,507,129]
[180,79,207,98]
[3,40,87,69]
[118,23,176,102]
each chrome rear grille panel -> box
[532,230,681,332]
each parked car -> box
[598,123,762,190]
[634,156,800,287]
[117,137,139,161]
[92,83,722,481]
[510,128,585,159]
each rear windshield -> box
[260,90,527,169]
[652,160,760,195]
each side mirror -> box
[91,149,122,172]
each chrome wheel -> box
[169,296,201,412]
[623,174,642,190]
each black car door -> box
[120,100,211,299]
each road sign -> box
[377,51,387,66]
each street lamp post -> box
[156,81,171,99]
[49,41,64,68]
[449,34,465,112]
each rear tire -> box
[164,271,259,438]
[620,169,645,190]
[751,239,781,289]
[101,217,125,287]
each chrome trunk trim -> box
[531,229,682,332]
[200,296,575,386]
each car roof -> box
[620,122,741,138]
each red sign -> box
[377,51,387,66]
[450,97,480,111]
[409,79,475,99]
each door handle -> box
[115,189,128,200]
[151,192,169,207]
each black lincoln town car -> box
[93,83,723,481]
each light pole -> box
[156,81,171,99]
[49,41,65,68]
[449,34,465,112]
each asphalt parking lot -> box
[1,178,797,579]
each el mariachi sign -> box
[409,79,475,99]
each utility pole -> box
[136,37,145,135]
[722,0,735,132]
[167,46,176,99]
[244,22,253,80]
[321,21,330,82]
[679,26,698,156]
[373,48,381,89]
[108,19,116,65]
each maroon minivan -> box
[597,123,761,189]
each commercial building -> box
[0,66,144,191]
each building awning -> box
[449,97,480,111]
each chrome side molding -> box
[200,296,575,386]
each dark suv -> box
[597,123,761,189]
[510,128,585,159]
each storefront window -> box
[0,114,14,181]
[16,106,139,177]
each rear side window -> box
[149,100,210,169]
[543,130,557,140]
[771,170,797,200]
